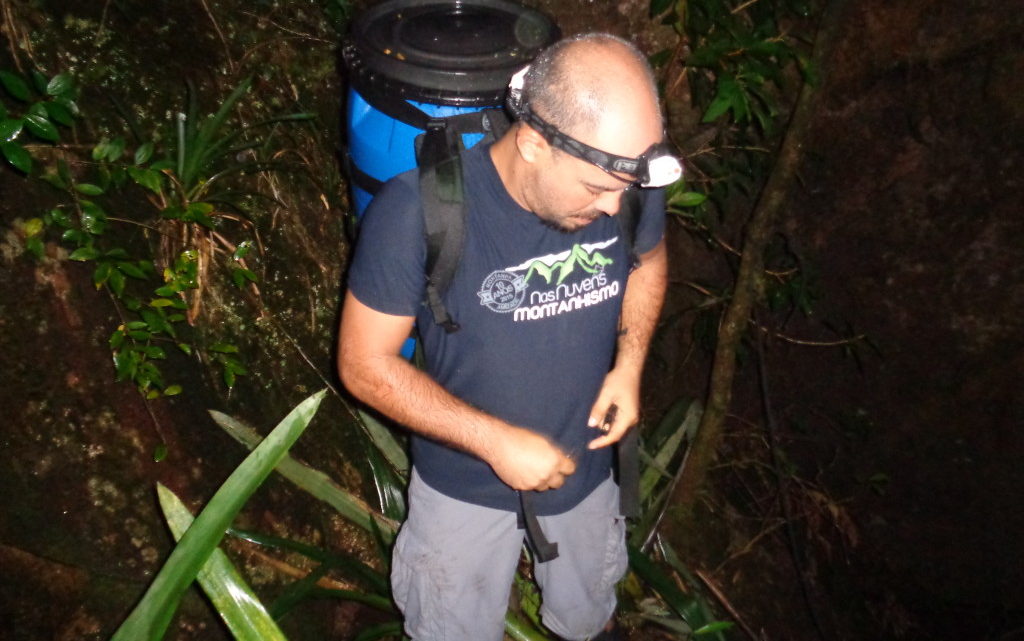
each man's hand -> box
[586,367,641,450]
[486,426,577,491]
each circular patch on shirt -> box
[476,270,526,312]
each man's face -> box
[526,149,635,233]
[521,103,663,233]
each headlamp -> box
[507,66,683,188]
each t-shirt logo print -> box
[476,238,620,320]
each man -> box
[338,32,673,641]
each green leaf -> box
[69,247,100,261]
[149,298,176,308]
[357,410,409,476]
[231,268,257,288]
[229,528,387,593]
[176,342,192,355]
[674,191,707,207]
[157,485,291,641]
[160,205,185,220]
[232,240,252,260]
[153,444,169,462]
[117,262,147,279]
[185,202,216,229]
[0,118,23,142]
[127,166,163,194]
[209,409,399,538]
[702,92,733,123]
[43,100,74,126]
[143,345,167,360]
[79,200,108,235]
[30,70,48,94]
[111,390,325,641]
[28,102,48,119]
[694,621,736,635]
[1,141,32,173]
[93,261,113,286]
[209,342,239,354]
[92,139,111,161]
[108,269,126,296]
[41,172,68,190]
[21,217,43,237]
[135,142,154,165]
[61,229,87,245]
[105,136,126,162]
[46,73,74,97]
[163,384,183,396]
[365,442,406,521]
[75,183,105,196]
[25,236,44,258]
[109,329,126,349]
[24,113,59,142]
[0,71,31,101]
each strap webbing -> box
[617,429,641,518]
[520,491,559,562]
[420,156,465,333]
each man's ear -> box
[514,123,550,164]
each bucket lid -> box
[343,0,559,107]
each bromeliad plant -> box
[195,394,731,640]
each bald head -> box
[521,33,662,149]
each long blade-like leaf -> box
[111,389,326,641]
[228,528,388,593]
[357,409,409,476]
[157,484,289,641]
[209,409,398,538]
[182,76,252,187]
[504,610,553,641]
[640,399,701,500]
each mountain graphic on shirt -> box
[523,243,615,286]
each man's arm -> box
[587,237,668,449]
[337,291,576,490]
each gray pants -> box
[391,469,628,641]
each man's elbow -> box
[336,338,370,400]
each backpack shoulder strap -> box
[420,154,465,333]
[617,187,644,272]
[416,108,510,332]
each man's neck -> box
[489,130,531,212]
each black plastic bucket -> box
[342,0,559,215]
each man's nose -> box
[594,189,625,216]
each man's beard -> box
[538,211,601,233]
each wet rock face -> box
[772,0,1024,637]
[0,229,223,639]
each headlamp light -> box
[506,66,683,188]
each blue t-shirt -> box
[348,142,665,515]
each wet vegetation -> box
[1,0,1022,640]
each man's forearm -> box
[341,352,506,462]
[338,345,577,491]
[614,238,668,375]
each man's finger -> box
[559,456,577,475]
